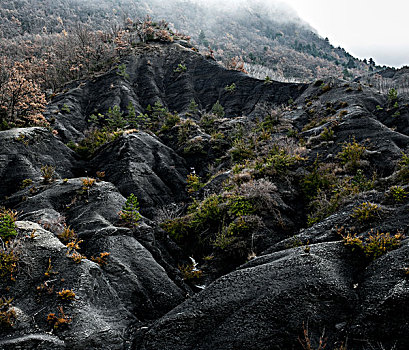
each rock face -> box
[90,132,189,217]
[2,43,409,350]
[46,43,306,142]
[0,127,78,199]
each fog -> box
[202,0,408,67]
[161,0,408,67]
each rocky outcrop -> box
[2,43,409,350]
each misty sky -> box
[283,0,409,67]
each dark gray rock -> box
[0,127,78,199]
[90,132,189,217]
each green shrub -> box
[117,64,130,80]
[264,76,273,85]
[388,185,407,203]
[69,129,123,159]
[174,63,187,73]
[230,139,255,163]
[61,104,70,113]
[388,88,398,104]
[160,113,180,132]
[0,297,16,327]
[227,196,254,217]
[41,165,56,183]
[343,230,403,260]
[351,202,380,223]
[186,173,204,194]
[0,209,17,241]
[119,193,141,228]
[319,127,334,141]
[211,100,225,118]
[337,137,366,169]
[0,242,18,281]
[302,160,334,201]
[224,83,236,93]
[262,147,303,176]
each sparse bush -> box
[20,179,33,189]
[178,263,202,280]
[186,173,204,194]
[68,128,123,159]
[0,297,16,328]
[174,63,187,73]
[211,100,225,118]
[41,165,56,183]
[0,208,18,241]
[47,306,71,330]
[342,230,403,260]
[229,139,255,162]
[61,104,70,113]
[57,225,76,243]
[388,185,407,203]
[224,83,236,92]
[119,193,141,228]
[57,289,76,301]
[337,137,366,170]
[388,88,398,104]
[0,241,19,281]
[319,127,334,141]
[351,202,380,223]
[116,63,130,80]
[91,252,110,266]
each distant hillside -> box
[0,0,379,82]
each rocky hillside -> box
[1,42,409,350]
[0,0,376,82]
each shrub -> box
[262,146,303,176]
[160,112,180,132]
[388,185,407,203]
[0,208,18,241]
[61,104,71,113]
[47,306,71,330]
[229,139,255,162]
[57,225,76,243]
[0,297,16,328]
[174,63,187,73]
[351,202,380,223]
[188,99,199,114]
[264,76,273,85]
[0,242,19,281]
[211,100,225,118]
[20,179,33,189]
[224,83,236,92]
[388,88,398,104]
[41,165,56,183]
[186,173,204,194]
[320,83,331,93]
[319,127,334,141]
[116,63,130,80]
[68,129,123,159]
[57,289,76,301]
[119,193,141,228]
[212,229,237,249]
[178,263,203,280]
[343,230,403,260]
[337,137,366,169]
[91,252,110,266]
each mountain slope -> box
[1,41,409,349]
[0,0,376,82]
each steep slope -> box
[1,42,409,350]
[0,0,374,82]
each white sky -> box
[282,0,409,67]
